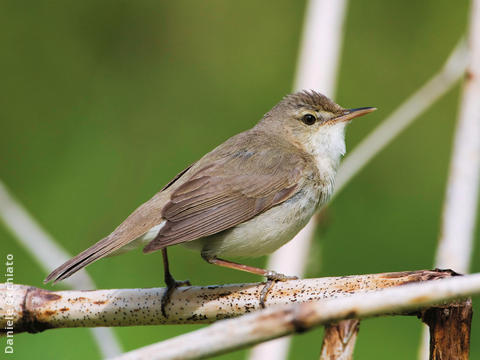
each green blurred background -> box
[1,0,479,359]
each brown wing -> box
[143,149,307,252]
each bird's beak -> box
[331,107,377,123]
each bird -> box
[44,90,376,315]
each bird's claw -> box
[173,279,191,287]
[161,277,191,317]
[259,271,299,308]
[265,271,299,281]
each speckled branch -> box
[0,270,454,335]
[111,272,477,360]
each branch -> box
[334,39,468,196]
[0,181,93,290]
[420,299,472,360]
[0,180,122,357]
[266,29,467,360]
[0,270,453,335]
[419,2,480,358]
[254,1,348,357]
[111,272,478,360]
[292,0,347,96]
[434,0,480,275]
[263,0,348,290]
[320,320,359,360]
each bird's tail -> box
[44,235,126,284]
[44,193,168,284]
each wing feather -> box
[143,147,306,253]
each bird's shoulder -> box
[183,128,315,180]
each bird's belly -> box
[182,188,320,258]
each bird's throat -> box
[309,123,346,174]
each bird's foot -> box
[259,271,299,308]
[161,276,191,317]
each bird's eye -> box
[301,113,317,125]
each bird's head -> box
[259,90,376,165]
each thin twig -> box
[292,0,347,95]
[0,181,93,289]
[419,2,480,359]
[0,270,453,334]
[109,272,480,360]
[334,39,468,196]
[253,0,348,356]
[434,1,480,275]
[0,180,122,357]
[319,320,359,360]
[268,25,467,360]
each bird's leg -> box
[201,253,298,308]
[161,248,191,317]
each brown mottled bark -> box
[421,299,472,360]
[319,319,359,360]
